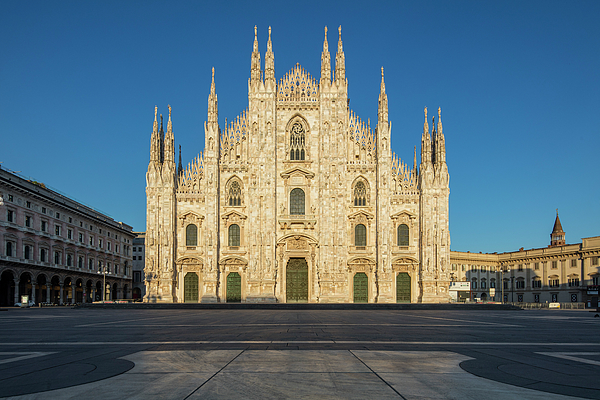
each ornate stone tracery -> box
[277,64,318,102]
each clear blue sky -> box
[1,0,598,253]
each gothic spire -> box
[164,105,174,163]
[413,146,417,171]
[435,107,446,164]
[150,106,160,162]
[159,113,165,163]
[335,25,345,84]
[207,67,218,124]
[264,26,275,88]
[250,25,262,87]
[177,144,183,176]
[320,26,331,86]
[421,107,432,165]
[431,116,437,164]
[378,67,388,122]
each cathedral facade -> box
[144,26,451,303]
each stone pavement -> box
[0,307,599,399]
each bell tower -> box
[550,210,566,247]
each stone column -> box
[14,279,20,305]
[46,286,51,304]
[91,287,96,302]
[82,286,87,303]
[70,282,75,304]
[31,283,36,304]
[59,283,64,305]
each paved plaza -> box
[0,307,599,399]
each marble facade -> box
[144,27,451,303]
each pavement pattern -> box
[0,307,599,399]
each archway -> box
[0,270,15,306]
[86,280,93,303]
[353,273,368,303]
[75,279,84,303]
[396,272,411,303]
[64,277,73,304]
[184,272,199,303]
[286,258,308,303]
[112,283,118,300]
[95,281,102,301]
[37,275,48,303]
[50,276,60,304]
[19,272,33,304]
[132,287,142,300]
[226,272,241,303]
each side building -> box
[132,232,146,300]
[0,167,135,306]
[450,213,600,306]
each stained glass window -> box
[354,181,367,206]
[186,224,197,246]
[398,224,409,246]
[228,181,242,206]
[355,224,367,246]
[290,188,305,215]
[290,122,306,160]
[229,224,240,246]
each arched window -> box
[355,224,367,247]
[290,188,305,215]
[186,224,197,246]
[228,180,242,206]
[397,224,409,247]
[289,122,306,160]
[5,241,13,257]
[228,224,240,247]
[354,181,367,206]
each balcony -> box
[278,214,317,230]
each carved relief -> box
[288,236,308,250]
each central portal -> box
[286,258,308,303]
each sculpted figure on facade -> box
[144,26,451,303]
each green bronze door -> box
[184,272,198,303]
[396,272,411,303]
[226,272,241,303]
[353,273,368,303]
[286,258,308,303]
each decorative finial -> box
[381,66,384,78]
[338,25,342,38]
[212,67,214,79]
[556,208,559,216]
[254,25,257,39]
[424,107,428,119]
[325,26,328,35]
[154,106,157,120]
[438,107,441,120]
[168,104,172,118]
[268,26,271,39]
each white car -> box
[14,300,35,307]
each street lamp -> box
[511,274,515,303]
[501,266,510,304]
[99,264,108,302]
